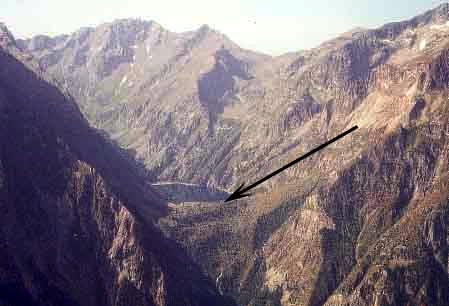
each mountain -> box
[158,5,449,304]
[0,27,230,306]
[16,18,270,187]
[12,3,449,306]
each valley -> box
[0,3,449,306]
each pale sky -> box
[2,0,445,55]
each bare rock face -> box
[158,5,449,306]
[17,18,269,186]
[0,40,230,305]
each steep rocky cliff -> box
[0,35,230,306]
[157,5,448,306]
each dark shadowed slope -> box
[0,36,232,306]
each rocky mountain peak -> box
[198,24,212,33]
[428,2,449,21]
[194,24,235,46]
[401,3,449,29]
[26,34,68,51]
[0,23,16,49]
[100,18,168,39]
[104,18,153,33]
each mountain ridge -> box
[1,3,449,305]
[16,3,449,191]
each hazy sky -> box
[2,0,445,55]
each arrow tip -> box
[224,183,252,203]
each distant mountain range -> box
[1,3,449,306]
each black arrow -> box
[224,126,358,202]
